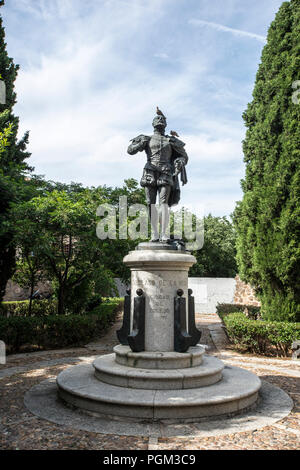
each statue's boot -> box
[160,203,170,242]
[149,204,159,241]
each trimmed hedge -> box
[0,300,57,317]
[0,298,123,353]
[216,303,261,321]
[223,313,300,357]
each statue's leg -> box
[145,186,159,241]
[159,185,171,242]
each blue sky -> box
[2,0,283,216]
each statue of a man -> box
[127,109,188,242]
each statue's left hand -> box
[173,159,183,176]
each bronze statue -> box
[127,108,188,242]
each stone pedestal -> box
[56,243,262,423]
[56,347,261,420]
[123,245,196,351]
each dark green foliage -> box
[216,303,261,321]
[0,121,12,153]
[61,272,117,315]
[190,215,237,277]
[97,178,146,283]
[12,254,47,316]
[224,312,300,357]
[0,1,32,300]
[88,298,124,317]
[12,188,117,315]
[0,299,57,317]
[0,298,122,353]
[234,0,300,322]
[85,293,103,312]
[11,179,145,315]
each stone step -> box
[56,363,261,421]
[114,344,205,369]
[93,354,224,390]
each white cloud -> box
[15,33,243,215]
[154,53,169,60]
[189,19,266,43]
[186,133,242,163]
[4,0,282,216]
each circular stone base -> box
[24,378,293,438]
[137,242,178,251]
[93,353,223,390]
[56,362,261,421]
[113,345,205,369]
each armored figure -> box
[127,110,188,242]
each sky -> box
[2,0,284,217]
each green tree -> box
[233,0,300,322]
[99,178,146,282]
[12,189,114,315]
[11,179,145,315]
[0,0,32,301]
[190,215,237,278]
[0,119,12,153]
[13,254,46,316]
[43,179,146,285]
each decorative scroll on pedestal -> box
[174,289,192,353]
[116,289,131,345]
[128,289,146,353]
[188,289,202,346]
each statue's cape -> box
[167,135,188,189]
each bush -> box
[85,293,103,313]
[0,300,57,317]
[88,297,123,315]
[216,303,261,321]
[260,291,300,323]
[223,313,300,357]
[0,298,122,353]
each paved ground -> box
[0,313,299,450]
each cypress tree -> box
[0,0,32,300]
[234,0,300,321]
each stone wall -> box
[187,277,260,314]
[113,278,260,314]
[4,278,128,302]
[3,280,52,301]
[188,277,236,314]
[233,275,260,307]
[3,275,260,313]
[114,278,129,297]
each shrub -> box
[223,312,300,357]
[0,298,122,353]
[0,300,57,317]
[216,303,261,321]
[85,293,103,312]
[260,291,300,323]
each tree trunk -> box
[28,274,35,316]
[58,284,65,315]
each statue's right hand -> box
[128,135,149,154]
[127,142,141,155]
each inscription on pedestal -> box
[132,270,188,351]
[124,250,196,353]
[135,279,179,288]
